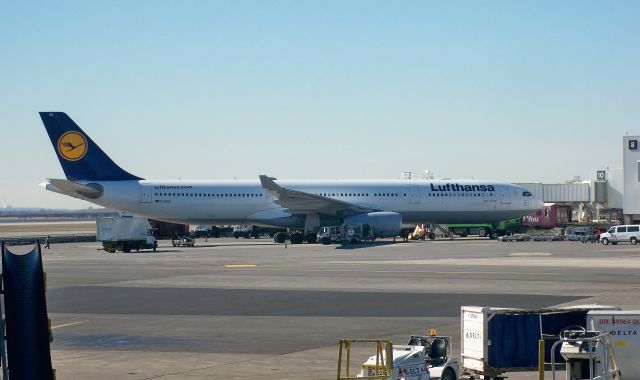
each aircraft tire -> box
[441,368,456,380]
[305,232,317,244]
[428,232,436,240]
[289,232,304,244]
[274,232,287,244]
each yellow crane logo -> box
[57,131,88,161]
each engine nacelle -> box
[343,212,402,238]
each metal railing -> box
[550,332,620,380]
[337,339,393,380]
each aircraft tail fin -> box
[39,112,142,181]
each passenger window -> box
[617,227,627,233]
[628,226,639,232]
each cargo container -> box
[461,305,618,379]
[587,310,640,380]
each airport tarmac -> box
[11,237,640,379]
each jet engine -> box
[343,212,402,238]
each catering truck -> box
[97,215,157,253]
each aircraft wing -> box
[259,175,378,216]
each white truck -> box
[97,215,157,253]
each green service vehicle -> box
[447,218,527,239]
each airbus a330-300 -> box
[39,112,543,241]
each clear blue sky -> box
[1,1,639,209]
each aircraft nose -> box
[533,197,544,209]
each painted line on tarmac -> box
[251,268,561,276]
[52,321,87,330]
[224,264,257,268]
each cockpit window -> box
[523,191,532,197]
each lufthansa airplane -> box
[39,112,543,241]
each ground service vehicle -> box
[600,224,640,245]
[498,234,530,242]
[171,235,195,247]
[232,225,254,239]
[405,335,459,380]
[521,203,572,229]
[356,334,458,380]
[360,344,430,380]
[317,224,373,244]
[190,225,222,238]
[448,218,527,239]
[97,215,157,253]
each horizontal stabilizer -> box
[41,179,104,200]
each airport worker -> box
[421,226,427,240]
[45,235,50,249]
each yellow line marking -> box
[224,264,257,268]
[52,321,87,330]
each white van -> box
[600,225,640,245]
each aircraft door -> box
[265,192,274,204]
[140,185,153,203]
[409,186,420,204]
[501,186,511,205]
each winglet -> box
[259,175,279,191]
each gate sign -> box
[597,170,606,180]
[629,139,638,150]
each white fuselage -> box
[69,179,542,228]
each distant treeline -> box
[0,208,119,219]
